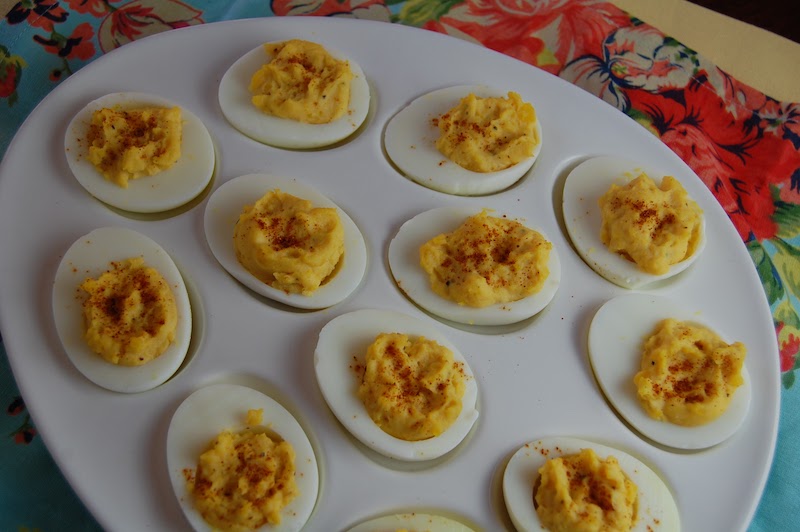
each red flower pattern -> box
[778,322,800,373]
[97,0,203,52]
[65,0,119,17]
[5,0,68,31]
[34,22,95,60]
[0,62,19,98]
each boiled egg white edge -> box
[588,293,751,450]
[314,309,479,461]
[346,512,476,532]
[503,436,680,532]
[383,85,542,196]
[64,92,215,213]
[166,383,319,532]
[388,206,560,326]
[562,155,707,289]
[218,42,370,149]
[52,226,192,393]
[203,173,368,310]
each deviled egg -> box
[503,436,680,532]
[64,92,215,213]
[388,206,560,326]
[52,226,191,393]
[218,40,370,149]
[166,383,319,531]
[384,85,542,195]
[562,155,706,288]
[203,173,367,310]
[314,309,479,461]
[588,293,751,449]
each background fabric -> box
[1,1,798,530]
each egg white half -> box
[52,226,192,393]
[383,85,542,196]
[166,383,319,532]
[388,206,560,326]
[64,92,215,213]
[588,293,751,450]
[314,309,479,461]
[346,512,476,532]
[503,436,680,532]
[203,173,368,310]
[218,42,370,149]
[562,155,706,289]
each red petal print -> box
[778,323,800,373]
[0,64,18,98]
[272,0,386,17]
[66,0,116,17]
[69,22,96,60]
[33,23,96,61]
[422,0,630,73]
[98,0,203,53]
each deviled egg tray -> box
[0,17,779,532]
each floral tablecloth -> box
[1,0,798,530]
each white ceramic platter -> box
[0,17,778,532]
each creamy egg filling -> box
[357,333,466,441]
[186,409,298,530]
[80,257,177,366]
[535,448,638,532]
[233,189,345,296]
[634,318,746,426]
[433,91,538,173]
[249,39,353,124]
[419,211,551,308]
[86,106,182,188]
[598,173,703,275]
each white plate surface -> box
[0,17,779,532]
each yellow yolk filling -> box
[233,189,344,296]
[419,211,552,308]
[80,257,177,366]
[598,173,703,275]
[249,39,353,124]
[634,319,746,426]
[187,409,298,531]
[86,106,182,188]
[535,448,638,532]
[434,91,538,173]
[357,333,466,441]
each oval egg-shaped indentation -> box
[52,226,192,393]
[314,309,479,461]
[203,173,367,310]
[166,383,319,531]
[388,206,560,326]
[218,42,370,149]
[588,293,751,449]
[562,155,706,289]
[503,436,680,532]
[64,92,215,214]
[346,511,476,532]
[383,85,541,196]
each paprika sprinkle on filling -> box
[434,91,538,173]
[80,257,178,366]
[419,211,552,308]
[634,318,746,426]
[598,173,703,275]
[233,189,344,296]
[357,332,467,441]
[86,106,182,188]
